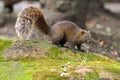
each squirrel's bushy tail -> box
[15,15,33,40]
[15,6,49,40]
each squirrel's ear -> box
[81,30,85,35]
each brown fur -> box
[15,6,49,40]
[50,21,91,53]
[15,6,91,53]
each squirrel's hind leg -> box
[50,31,64,47]
[59,35,66,47]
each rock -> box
[99,70,114,80]
[60,72,70,78]
[75,67,93,76]
[4,41,48,60]
[104,3,120,14]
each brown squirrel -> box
[15,6,91,53]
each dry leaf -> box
[99,40,105,46]
[111,50,118,56]
[100,15,106,21]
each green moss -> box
[0,61,32,80]
[28,40,52,49]
[0,39,13,61]
[85,72,99,80]
[0,39,120,79]
[49,49,111,62]
[49,46,64,59]
[33,71,61,80]
[0,39,13,53]
[83,61,120,74]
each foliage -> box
[0,39,13,53]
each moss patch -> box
[0,39,13,61]
[0,39,120,80]
[0,39,13,53]
[83,61,120,74]
[85,72,99,80]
